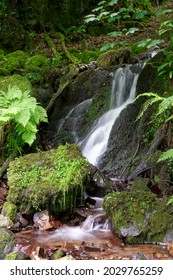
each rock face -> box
[48,67,113,146]
[104,189,173,243]
[6,144,89,215]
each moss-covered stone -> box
[97,48,131,69]
[25,55,50,72]
[0,228,15,260]
[2,202,17,223]
[0,215,14,228]
[5,251,30,260]
[7,144,89,215]
[0,50,29,74]
[104,191,173,243]
[69,49,100,64]
[51,249,66,260]
[0,74,34,95]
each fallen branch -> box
[46,64,79,114]
[127,128,165,180]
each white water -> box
[80,65,143,166]
[55,98,92,143]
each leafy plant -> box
[83,0,151,35]
[135,92,173,123]
[134,92,173,204]
[0,84,48,153]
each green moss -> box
[0,74,34,95]
[52,249,65,260]
[5,252,18,260]
[1,50,29,73]
[70,49,100,64]
[97,48,131,69]
[25,55,50,72]
[2,202,17,223]
[7,144,89,215]
[104,191,173,243]
[5,251,30,260]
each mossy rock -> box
[0,74,34,96]
[7,144,89,215]
[25,55,50,72]
[97,48,131,69]
[104,191,173,243]
[5,251,30,260]
[0,228,15,260]
[70,49,100,64]
[1,50,29,73]
[2,202,17,223]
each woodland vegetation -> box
[0,0,173,260]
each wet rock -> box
[51,249,66,260]
[5,251,30,260]
[33,210,61,230]
[97,49,131,69]
[104,190,173,243]
[130,252,147,260]
[2,202,17,224]
[0,214,14,228]
[0,228,15,259]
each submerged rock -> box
[6,144,89,215]
[104,190,173,243]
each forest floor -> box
[35,2,173,58]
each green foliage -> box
[25,55,50,72]
[0,84,48,151]
[136,38,164,50]
[135,92,173,124]
[157,149,173,162]
[83,0,152,36]
[134,92,173,205]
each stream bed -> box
[14,197,173,260]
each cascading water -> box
[80,64,144,166]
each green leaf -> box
[6,84,22,100]
[167,195,173,205]
[126,28,139,35]
[108,0,118,6]
[100,43,115,52]
[157,149,173,162]
[108,31,122,37]
[15,110,31,127]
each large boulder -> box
[6,144,89,215]
[104,189,173,243]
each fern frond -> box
[134,92,162,102]
[136,95,163,121]
[157,97,172,116]
[6,84,22,100]
[157,149,173,162]
[165,114,173,122]
[0,84,48,148]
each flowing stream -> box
[15,195,171,260]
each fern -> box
[0,84,48,149]
[134,92,173,123]
[157,149,173,163]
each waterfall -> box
[55,98,92,143]
[80,64,143,166]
